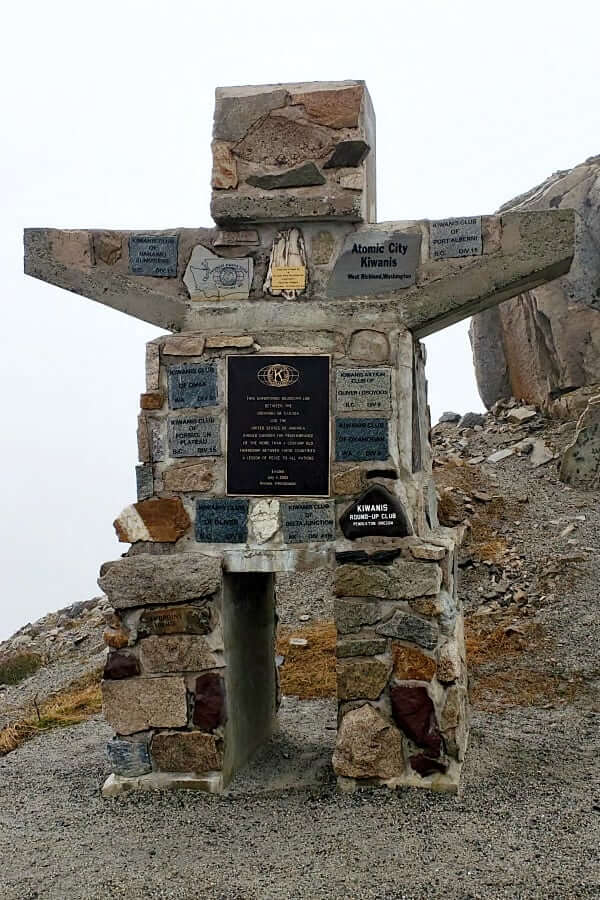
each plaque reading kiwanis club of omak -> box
[227,355,330,496]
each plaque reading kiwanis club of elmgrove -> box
[328,230,421,298]
[227,355,330,496]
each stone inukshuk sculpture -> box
[24,81,574,796]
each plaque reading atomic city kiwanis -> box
[129,235,178,276]
[227,355,330,496]
[328,230,421,297]
[430,217,482,260]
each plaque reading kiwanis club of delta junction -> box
[227,355,330,496]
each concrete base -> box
[336,759,461,796]
[102,771,224,798]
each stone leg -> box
[99,553,277,797]
[332,535,469,793]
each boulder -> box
[470,156,600,410]
[560,393,600,488]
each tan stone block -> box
[204,335,254,349]
[137,415,150,464]
[50,230,93,267]
[211,141,238,189]
[290,85,362,128]
[332,704,404,779]
[440,685,464,731]
[339,172,363,191]
[139,635,220,673]
[336,657,390,700]
[312,231,335,265]
[98,552,221,608]
[94,232,122,265]
[348,330,390,363]
[410,543,447,562]
[162,460,215,493]
[140,391,164,410]
[145,342,160,391]
[392,644,436,681]
[103,625,130,650]
[162,334,206,356]
[113,498,190,544]
[409,595,442,617]
[151,731,223,773]
[437,640,461,684]
[102,676,187,735]
[333,466,366,496]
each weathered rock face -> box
[470,155,600,410]
[560,393,600,488]
[102,676,188,735]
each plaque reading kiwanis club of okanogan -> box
[226,355,330,496]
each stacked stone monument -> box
[24,80,574,796]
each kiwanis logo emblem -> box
[257,363,300,388]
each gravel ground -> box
[1,700,599,899]
[2,408,600,898]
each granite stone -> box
[332,703,404,780]
[102,676,188,735]
[98,553,222,609]
[390,684,442,755]
[139,635,220,674]
[106,738,151,777]
[193,673,226,731]
[103,652,140,680]
[151,731,223,773]
[376,612,439,651]
[336,657,391,701]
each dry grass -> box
[0,651,43,686]
[0,669,102,757]
[470,669,586,710]
[464,619,545,666]
[276,621,337,699]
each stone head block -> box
[210,81,376,225]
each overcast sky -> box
[1,0,599,639]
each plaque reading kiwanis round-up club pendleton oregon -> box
[227,355,330,496]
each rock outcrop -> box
[470,155,600,410]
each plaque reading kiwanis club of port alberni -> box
[328,230,421,297]
[227,355,330,496]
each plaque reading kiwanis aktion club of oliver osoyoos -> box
[227,356,330,496]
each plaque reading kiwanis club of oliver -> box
[227,355,330,496]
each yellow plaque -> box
[271,266,306,291]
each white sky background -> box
[1,0,599,639]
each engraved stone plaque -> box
[138,605,212,636]
[168,416,221,457]
[328,230,421,298]
[339,485,412,540]
[167,364,218,409]
[336,368,391,412]
[227,355,330,496]
[135,464,154,501]
[129,235,178,276]
[430,217,482,259]
[195,498,249,543]
[183,244,253,301]
[335,417,389,461]
[282,501,336,543]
